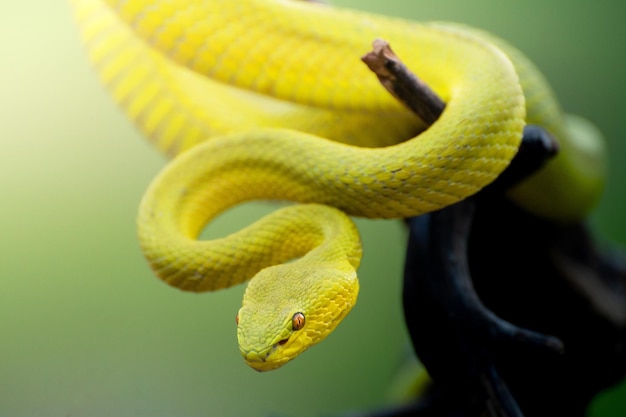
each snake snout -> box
[242,346,290,372]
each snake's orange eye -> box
[235,313,239,325]
[292,312,305,331]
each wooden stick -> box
[361,38,445,125]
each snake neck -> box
[137,137,362,292]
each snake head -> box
[236,258,359,372]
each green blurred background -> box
[1,0,625,416]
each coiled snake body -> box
[72,0,607,371]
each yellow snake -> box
[71,0,607,371]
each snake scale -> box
[71,0,607,371]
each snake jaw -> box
[241,347,291,372]
[241,337,309,372]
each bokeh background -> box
[1,0,625,416]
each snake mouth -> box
[241,339,293,371]
[244,351,289,372]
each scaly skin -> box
[71,0,606,371]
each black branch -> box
[336,39,626,417]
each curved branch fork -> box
[360,39,563,417]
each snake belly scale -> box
[71,0,606,371]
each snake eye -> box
[292,312,305,331]
[235,313,239,326]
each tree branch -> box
[361,39,445,125]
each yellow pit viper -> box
[71,0,607,371]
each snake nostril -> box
[277,338,289,346]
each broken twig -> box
[361,39,445,125]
